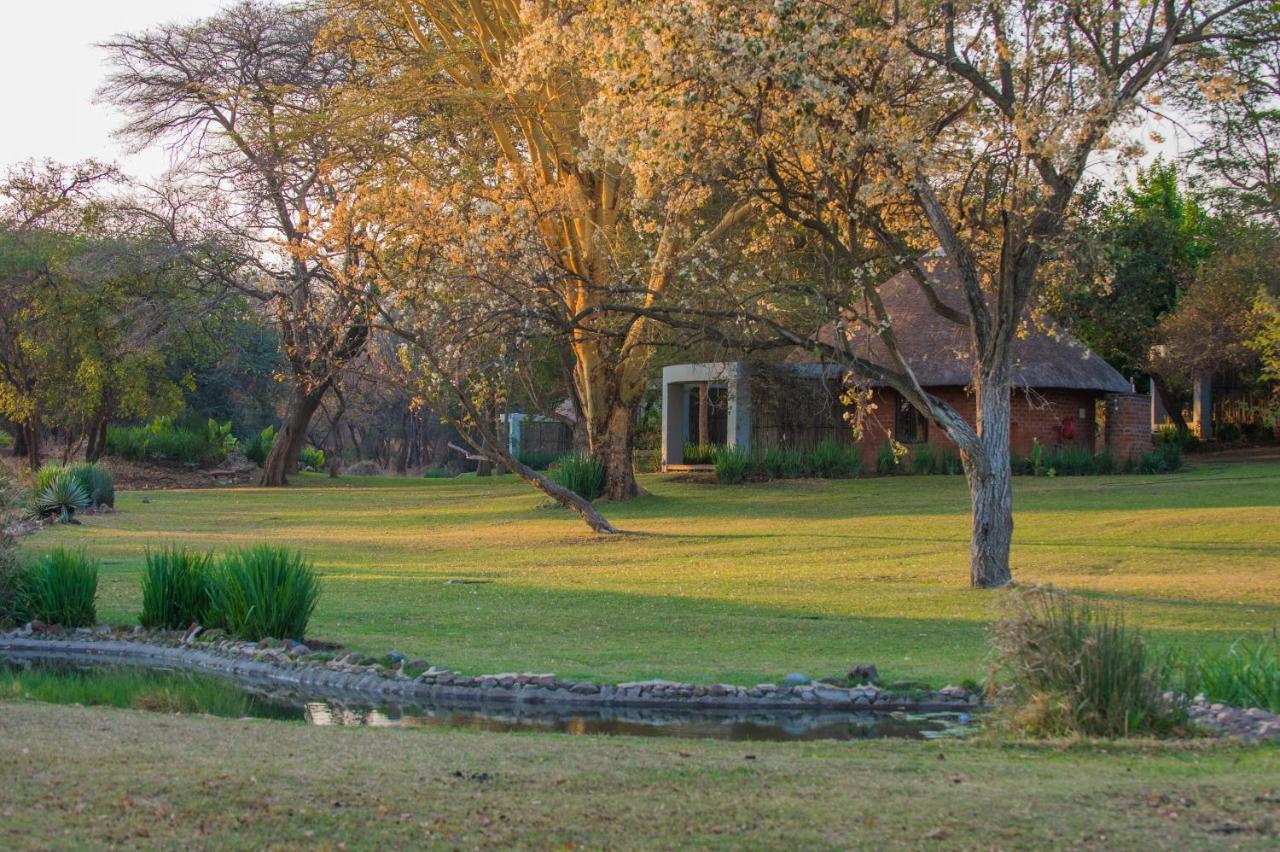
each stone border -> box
[0,632,983,714]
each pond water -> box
[1,662,976,742]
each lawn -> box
[1,701,1278,848]
[24,458,1280,686]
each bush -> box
[242,425,277,466]
[342,460,383,477]
[809,440,862,478]
[987,587,1180,737]
[682,443,719,464]
[1170,638,1280,713]
[713,445,753,483]
[516,450,559,471]
[421,469,458,479]
[548,453,605,501]
[1133,442,1184,474]
[1154,424,1198,452]
[1213,421,1242,443]
[0,467,22,623]
[20,548,99,627]
[140,546,215,630]
[297,446,325,472]
[207,545,320,641]
[30,472,90,523]
[876,441,900,475]
[105,417,233,468]
[66,463,114,508]
[910,444,937,475]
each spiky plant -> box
[31,473,90,524]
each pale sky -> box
[1,1,229,181]
[3,1,1187,187]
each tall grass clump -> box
[548,453,605,501]
[66,463,114,508]
[20,548,99,627]
[297,445,326,472]
[1171,638,1280,713]
[681,442,719,464]
[139,546,215,630]
[207,545,320,642]
[987,587,1180,737]
[713,445,753,483]
[808,440,862,478]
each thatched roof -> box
[815,259,1132,393]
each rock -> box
[385,650,406,663]
[569,682,600,694]
[782,673,810,686]
[708,683,736,697]
[847,664,880,685]
[813,686,851,704]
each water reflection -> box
[296,698,973,741]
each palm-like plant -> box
[30,473,90,524]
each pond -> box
[0,663,976,742]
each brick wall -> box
[852,386,1103,468]
[1101,393,1153,460]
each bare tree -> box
[100,0,373,486]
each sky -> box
[2,1,228,181]
[3,1,1187,187]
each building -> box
[660,262,1153,471]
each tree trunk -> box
[595,402,641,501]
[261,386,327,487]
[85,417,109,462]
[964,378,1014,589]
[1150,373,1189,432]
[23,424,41,472]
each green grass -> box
[20,460,1280,687]
[0,702,1277,848]
[0,666,292,719]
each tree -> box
[101,0,374,486]
[1045,161,1214,426]
[327,0,752,501]
[0,161,193,468]
[1175,4,1280,225]
[1150,221,1280,389]
[586,0,1267,586]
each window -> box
[894,398,928,444]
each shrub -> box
[809,440,862,478]
[66,463,114,508]
[876,441,900,475]
[105,417,233,468]
[21,548,99,627]
[30,472,90,523]
[1154,424,1198,452]
[1170,638,1280,713]
[1213,421,1242,443]
[342,460,383,476]
[682,443,719,465]
[941,452,963,475]
[0,467,21,623]
[910,443,938,475]
[139,545,215,630]
[297,446,325,472]
[548,453,605,501]
[1134,442,1183,474]
[422,468,458,479]
[242,425,277,466]
[987,587,1180,737]
[515,450,558,471]
[713,445,753,483]
[207,545,320,641]
[1048,445,1097,476]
